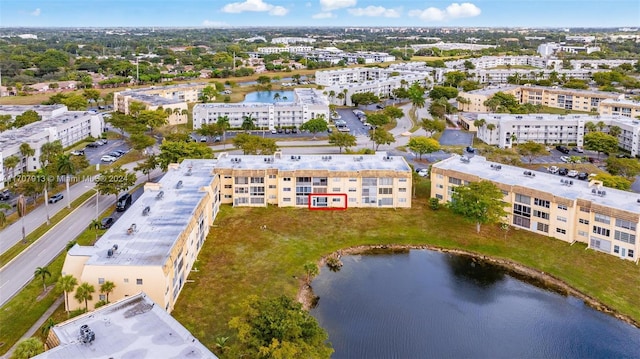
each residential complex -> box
[431,155,639,262]
[37,293,217,358]
[62,160,221,312]
[457,84,625,113]
[214,152,412,208]
[192,88,329,130]
[113,83,205,125]
[461,113,640,155]
[0,105,104,189]
[62,153,410,312]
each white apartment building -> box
[0,105,104,189]
[271,37,316,44]
[192,88,329,130]
[467,113,640,156]
[432,155,639,262]
[257,46,314,54]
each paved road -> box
[0,167,162,306]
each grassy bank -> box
[172,191,640,356]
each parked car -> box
[277,128,284,133]
[116,193,132,212]
[577,172,589,180]
[70,149,85,156]
[555,145,570,154]
[327,127,333,133]
[0,189,10,200]
[548,166,559,174]
[108,151,122,158]
[573,146,584,153]
[86,142,100,148]
[284,128,291,134]
[417,169,429,177]
[200,137,207,142]
[466,146,475,153]
[291,128,298,133]
[114,149,128,156]
[48,193,64,203]
[617,154,633,159]
[560,156,570,163]
[101,155,117,163]
[96,139,107,146]
[558,168,569,176]
[100,217,114,229]
[567,170,579,178]
[271,129,277,134]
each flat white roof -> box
[69,160,216,266]
[434,155,640,213]
[35,293,217,359]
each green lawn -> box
[172,185,640,357]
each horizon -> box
[1,0,639,28]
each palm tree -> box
[13,338,44,359]
[100,281,116,303]
[609,125,622,138]
[3,155,19,182]
[273,92,281,102]
[585,121,597,133]
[56,154,75,209]
[241,114,256,131]
[41,318,56,336]
[74,282,95,311]
[19,142,35,174]
[0,203,11,227]
[57,274,78,313]
[596,121,606,132]
[486,123,497,142]
[34,266,51,293]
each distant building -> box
[192,88,329,130]
[271,37,316,45]
[431,155,639,262]
[0,105,104,189]
[37,292,217,358]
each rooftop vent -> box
[231,158,242,164]
[460,156,470,163]
[107,248,114,257]
[176,180,183,189]
[290,155,301,161]
[523,170,535,177]
[560,179,573,186]
[185,168,192,176]
[80,324,95,344]
[142,206,150,216]
[490,164,502,170]
[637,199,640,204]
[127,223,137,235]
[354,156,364,162]
[156,191,164,200]
[322,156,332,161]
[264,157,273,163]
[382,156,392,161]
[592,189,607,197]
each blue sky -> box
[1,0,638,28]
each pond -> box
[310,250,640,358]
[243,90,294,103]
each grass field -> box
[171,184,640,356]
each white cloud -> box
[30,8,41,16]
[221,0,289,16]
[408,2,481,21]
[347,6,401,18]
[202,20,230,27]
[312,12,336,19]
[320,0,357,11]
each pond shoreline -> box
[297,244,640,330]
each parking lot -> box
[82,138,131,165]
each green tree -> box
[197,122,224,140]
[369,128,395,150]
[0,203,10,227]
[12,337,44,359]
[232,134,278,155]
[593,173,632,191]
[420,118,445,137]
[517,141,546,164]
[428,86,458,100]
[3,155,20,181]
[100,281,116,303]
[583,132,618,159]
[228,295,333,359]
[20,142,35,161]
[382,106,404,120]
[74,282,96,311]
[57,274,78,314]
[138,109,168,129]
[408,82,426,117]
[83,88,101,104]
[241,114,256,131]
[609,125,622,138]
[94,166,137,203]
[34,266,51,293]
[199,85,218,103]
[350,92,379,106]
[408,136,440,160]
[448,180,507,233]
[62,94,89,111]
[129,133,156,152]
[300,117,328,139]
[585,121,597,133]
[134,154,159,181]
[328,132,356,153]
[13,110,40,128]
[606,157,640,178]
[56,154,76,208]
[365,113,390,128]
[303,262,319,285]
[157,141,214,170]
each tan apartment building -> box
[62,160,221,312]
[599,98,640,118]
[114,83,210,125]
[431,155,639,262]
[214,152,413,209]
[457,85,623,113]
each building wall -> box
[430,159,639,261]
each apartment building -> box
[465,113,640,155]
[37,293,217,358]
[599,98,640,118]
[114,83,207,125]
[271,37,316,44]
[0,105,104,189]
[457,85,623,113]
[62,160,221,312]
[257,46,314,54]
[192,88,329,130]
[214,152,412,208]
[431,155,639,262]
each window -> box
[333,178,341,182]
[556,228,566,234]
[536,222,549,233]
[449,177,462,185]
[224,175,232,179]
[349,198,356,203]
[269,174,276,179]
[332,187,341,192]
[283,187,291,192]
[224,184,232,189]
[614,245,620,254]
[579,218,589,225]
[533,210,549,220]
[557,204,567,210]
[363,178,377,186]
[513,204,531,217]
[99,294,106,301]
[379,198,393,206]
[349,178,357,182]
[579,206,590,213]
[436,184,444,189]
[534,198,550,208]
[251,177,264,184]
[614,230,636,245]
[235,177,248,185]
[98,278,105,284]
[399,188,407,193]
[379,178,393,186]
[136,279,143,285]
[590,237,611,252]
[283,198,291,202]
[283,177,291,182]
[379,188,393,195]
[124,278,129,283]
[557,216,567,223]
[515,194,531,205]
[268,184,276,189]
[593,226,610,237]
[399,178,407,182]
[513,215,530,228]
[629,250,635,258]
[436,194,443,200]
[348,187,357,192]
[615,218,637,231]
[250,186,265,196]
[578,230,588,237]
[594,213,611,224]
[399,198,407,203]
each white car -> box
[567,170,579,178]
[417,169,429,177]
[560,156,570,163]
[548,166,559,174]
[101,155,117,163]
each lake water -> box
[243,91,294,103]
[310,250,640,358]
